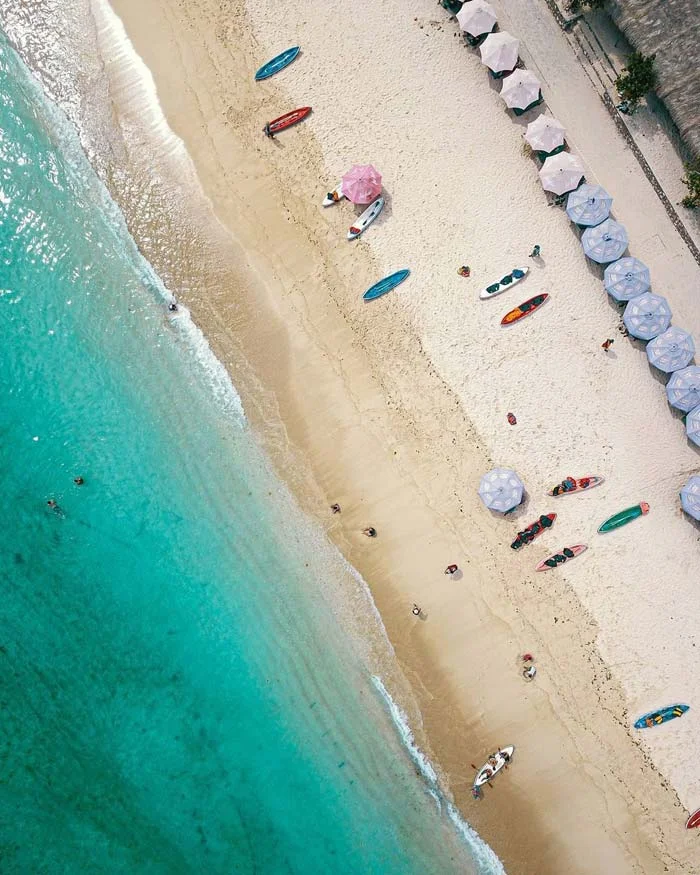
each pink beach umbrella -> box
[457,0,497,37]
[341,165,382,204]
[539,152,585,195]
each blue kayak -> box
[363,270,410,301]
[255,47,301,81]
[634,704,689,729]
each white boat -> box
[347,196,384,240]
[479,267,529,300]
[322,182,345,207]
[473,745,515,788]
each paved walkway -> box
[538,0,700,264]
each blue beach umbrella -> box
[581,219,628,264]
[478,468,524,513]
[666,366,700,412]
[686,408,700,448]
[565,183,612,227]
[603,257,650,302]
[646,327,695,373]
[680,474,700,518]
[623,292,672,340]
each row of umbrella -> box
[454,3,543,111]
[552,166,700,445]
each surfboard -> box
[263,107,312,137]
[634,704,689,730]
[348,196,385,240]
[547,476,604,497]
[598,502,649,533]
[322,182,345,207]
[363,269,410,301]
[473,746,515,789]
[535,544,587,571]
[511,513,556,550]
[500,293,548,326]
[255,46,300,81]
[480,267,529,299]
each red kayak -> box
[263,106,312,137]
[501,293,548,326]
[687,808,700,829]
[511,513,556,550]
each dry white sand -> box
[6,0,700,870]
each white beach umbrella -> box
[500,70,542,111]
[457,0,497,37]
[539,152,585,195]
[478,467,524,513]
[680,474,700,517]
[623,292,671,340]
[666,366,700,412]
[581,219,628,264]
[686,409,700,449]
[603,256,650,302]
[646,327,695,373]
[479,32,519,73]
[524,115,566,153]
[566,183,613,227]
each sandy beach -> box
[8,0,700,870]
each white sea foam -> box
[0,12,246,428]
[372,675,506,875]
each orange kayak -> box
[501,293,548,326]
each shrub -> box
[681,159,700,209]
[566,0,606,12]
[615,52,657,109]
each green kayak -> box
[598,502,649,533]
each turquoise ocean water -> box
[0,32,500,874]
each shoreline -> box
[6,0,700,870]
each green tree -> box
[615,51,657,109]
[566,0,606,12]
[681,158,700,209]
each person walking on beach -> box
[601,338,614,351]
[412,603,422,617]
[444,564,459,576]
[529,244,541,258]
[457,265,471,277]
[330,503,341,514]
[362,526,377,538]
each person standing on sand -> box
[602,338,614,351]
[412,604,422,617]
[444,564,459,575]
[529,244,541,258]
[330,503,341,514]
[362,526,377,537]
